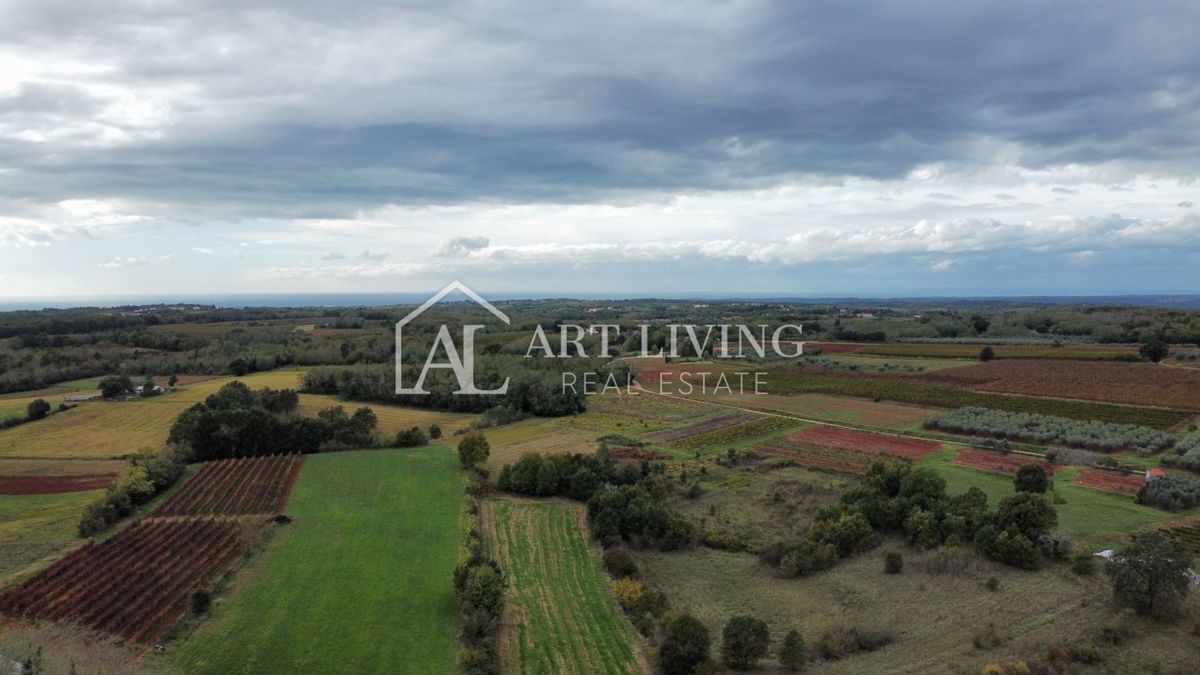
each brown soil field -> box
[786,425,942,461]
[954,449,1055,476]
[918,359,1200,410]
[0,474,115,495]
[153,454,305,517]
[1075,469,1145,496]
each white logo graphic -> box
[395,281,510,395]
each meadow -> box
[482,498,645,675]
[0,489,100,583]
[170,447,463,674]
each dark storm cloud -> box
[1,0,1198,215]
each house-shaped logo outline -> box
[394,280,510,394]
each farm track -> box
[0,517,251,644]
[153,454,304,517]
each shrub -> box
[813,626,893,661]
[98,374,135,399]
[458,432,491,469]
[980,346,995,361]
[884,551,903,574]
[611,577,645,611]
[428,423,443,440]
[191,589,212,615]
[985,577,1001,592]
[602,547,639,578]
[461,564,506,616]
[721,615,771,670]
[926,407,1174,454]
[26,398,51,421]
[973,622,1004,649]
[395,426,429,447]
[659,612,712,675]
[1107,531,1193,618]
[1072,551,1098,576]
[778,628,807,672]
[1139,340,1169,363]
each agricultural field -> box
[919,359,1200,410]
[786,425,943,462]
[0,517,253,644]
[0,474,115,495]
[484,417,595,473]
[646,412,757,443]
[752,438,876,474]
[170,448,463,674]
[1161,519,1200,557]
[0,371,304,460]
[296,393,475,437]
[0,490,101,583]
[703,391,938,430]
[632,545,1200,674]
[557,389,711,436]
[954,449,1054,477]
[482,498,645,675]
[153,455,304,517]
[1074,469,1146,496]
[859,342,1143,361]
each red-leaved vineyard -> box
[154,454,304,517]
[0,518,248,644]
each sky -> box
[0,0,1198,299]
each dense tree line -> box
[303,360,588,416]
[79,450,185,536]
[168,382,380,460]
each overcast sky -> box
[1,0,1198,298]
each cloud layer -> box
[1,1,1198,296]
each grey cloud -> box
[437,236,490,257]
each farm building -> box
[1145,468,1166,483]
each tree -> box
[722,615,770,670]
[141,376,158,397]
[168,374,179,388]
[971,315,991,335]
[995,492,1057,542]
[98,374,134,399]
[1013,464,1049,494]
[428,423,443,440]
[458,432,491,469]
[979,346,995,362]
[461,564,506,615]
[26,398,51,421]
[228,357,251,376]
[659,612,711,675]
[778,628,807,672]
[1139,340,1169,363]
[1107,531,1193,617]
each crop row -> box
[646,413,755,443]
[751,440,873,474]
[1163,524,1200,556]
[1161,435,1200,472]
[858,343,1140,361]
[0,517,247,644]
[154,454,304,517]
[925,407,1175,454]
[764,370,1188,428]
[669,416,793,450]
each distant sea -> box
[1,293,1199,311]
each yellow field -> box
[296,394,476,438]
[0,371,305,460]
[483,418,594,473]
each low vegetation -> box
[927,406,1175,454]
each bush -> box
[98,374,135,399]
[721,615,770,670]
[191,589,212,615]
[1139,340,1169,363]
[1072,551,1098,576]
[611,578,645,611]
[1138,474,1200,511]
[973,622,1004,649]
[602,547,639,578]
[428,423,443,440]
[458,432,491,469]
[813,626,893,661]
[659,612,712,675]
[778,628,807,672]
[395,426,429,447]
[980,346,995,361]
[26,398,51,421]
[884,551,903,574]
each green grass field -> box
[0,490,99,583]
[921,450,1184,545]
[483,498,645,675]
[170,447,463,674]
